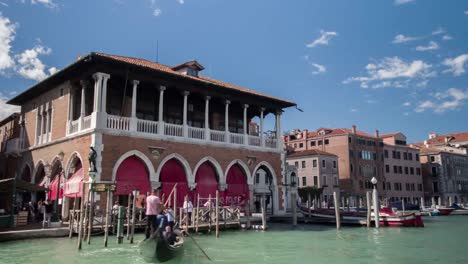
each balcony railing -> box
[65,113,279,151]
[137,119,158,134]
[188,126,205,140]
[107,115,131,131]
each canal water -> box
[1,216,467,264]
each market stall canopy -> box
[0,178,48,193]
[64,167,83,197]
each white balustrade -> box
[82,115,92,130]
[106,114,131,131]
[230,133,244,145]
[69,119,80,134]
[164,123,183,137]
[248,135,261,146]
[210,130,225,142]
[137,119,159,134]
[188,126,205,140]
[265,137,277,149]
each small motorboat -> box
[436,207,454,216]
[376,207,424,227]
[450,204,468,215]
[139,229,184,262]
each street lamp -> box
[371,177,379,228]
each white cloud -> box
[0,13,16,73]
[0,96,20,120]
[0,1,8,7]
[403,102,411,106]
[392,34,418,44]
[306,30,337,48]
[48,66,57,75]
[394,0,415,5]
[465,11,468,15]
[415,41,439,51]
[415,88,468,113]
[343,56,434,89]
[443,54,468,76]
[442,35,453,41]
[15,45,54,81]
[31,0,57,8]
[153,8,162,16]
[311,63,326,75]
[176,0,184,4]
[431,27,445,35]
[350,108,358,112]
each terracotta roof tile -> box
[94,52,295,106]
[425,132,468,145]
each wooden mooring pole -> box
[130,191,137,244]
[208,194,212,233]
[117,206,125,244]
[333,192,341,229]
[366,191,371,228]
[126,195,131,240]
[261,195,267,230]
[215,190,220,238]
[87,189,95,245]
[77,182,86,250]
[196,194,200,233]
[104,189,110,247]
[69,194,78,239]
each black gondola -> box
[139,229,185,262]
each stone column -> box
[182,91,190,138]
[224,100,230,143]
[260,107,265,147]
[101,74,110,113]
[275,110,282,150]
[92,73,104,113]
[158,86,166,135]
[243,104,249,145]
[130,80,139,131]
[205,96,211,140]
[80,81,87,118]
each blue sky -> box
[0,0,467,142]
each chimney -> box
[352,125,357,134]
[429,132,437,139]
[375,129,380,138]
[445,137,450,144]
[424,140,428,147]
[302,130,307,139]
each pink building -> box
[381,133,423,204]
[286,149,339,203]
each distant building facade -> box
[411,132,468,205]
[381,133,423,204]
[284,125,384,205]
[286,149,339,203]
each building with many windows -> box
[381,132,423,204]
[5,52,295,220]
[283,125,382,206]
[286,149,339,203]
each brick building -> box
[286,149,339,203]
[284,126,384,206]
[381,132,423,204]
[411,132,468,205]
[6,52,295,219]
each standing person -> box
[145,190,161,239]
[183,196,193,225]
[43,201,53,228]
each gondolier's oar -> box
[185,231,212,262]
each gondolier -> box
[145,190,161,239]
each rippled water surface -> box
[1,216,468,264]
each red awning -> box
[115,156,151,195]
[64,168,83,197]
[48,174,64,201]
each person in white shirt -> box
[165,208,175,230]
[183,196,193,225]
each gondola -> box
[139,228,185,262]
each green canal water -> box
[1,216,468,264]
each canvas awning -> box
[48,174,64,201]
[64,167,83,197]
